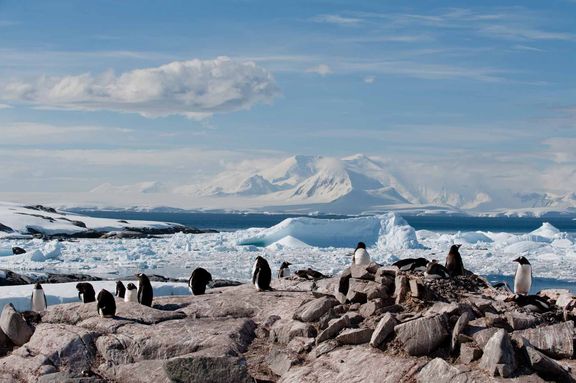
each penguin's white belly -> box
[125,290,138,302]
[514,265,532,295]
[31,292,46,312]
[280,268,290,278]
[354,249,370,265]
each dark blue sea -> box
[74,210,576,233]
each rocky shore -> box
[1,263,576,382]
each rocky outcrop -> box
[395,314,449,356]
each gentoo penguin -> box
[252,256,272,291]
[295,268,328,280]
[510,294,551,313]
[76,282,96,303]
[136,273,153,306]
[278,261,292,278]
[125,283,138,302]
[12,246,26,255]
[188,267,212,295]
[96,289,116,318]
[31,282,47,312]
[392,258,429,272]
[513,256,532,295]
[424,260,450,279]
[445,244,465,277]
[352,242,370,266]
[115,281,126,299]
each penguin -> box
[513,256,532,295]
[278,261,292,278]
[115,281,126,299]
[136,273,153,306]
[188,267,212,295]
[96,289,116,318]
[30,282,47,312]
[511,294,551,313]
[392,258,429,272]
[125,283,138,302]
[424,260,450,279]
[12,246,26,255]
[445,244,465,277]
[252,256,272,291]
[76,282,96,303]
[295,268,328,280]
[352,242,370,266]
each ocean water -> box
[76,210,576,233]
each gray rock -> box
[0,303,34,346]
[350,265,374,280]
[343,312,364,326]
[417,358,486,383]
[513,321,574,359]
[370,313,397,349]
[267,348,299,376]
[467,327,499,349]
[287,337,315,354]
[163,356,253,383]
[37,372,106,383]
[345,289,367,304]
[311,340,338,358]
[316,316,349,344]
[271,320,317,345]
[359,299,383,318]
[376,266,397,278]
[459,343,483,364]
[506,310,540,330]
[479,329,516,378]
[318,308,337,330]
[451,311,471,352]
[394,314,449,356]
[293,296,338,322]
[394,275,409,304]
[522,341,576,383]
[0,327,13,357]
[336,328,373,345]
[424,302,461,317]
[348,279,385,300]
[409,279,425,299]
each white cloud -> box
[306,64,333,76]
[0,57,279,119]
[0,103,11,109]
[363,76,376,84]
[481,25,576,41]
[311,14,362,26]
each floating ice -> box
[266,235,311,250]
[530,222,561,239]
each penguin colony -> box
[27,240,535,318]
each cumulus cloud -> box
[306,64,333,76]
[0,57,279,119]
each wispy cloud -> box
[311,14,362,26]
[305,64,333,76]
[0,103,11,109]
[0,57,280,119]
[481,25,576,41]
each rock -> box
[538,289,573,309]
[0,327,13,357]
[37,371,106,383]
[318,308,337,330]
[311,340,339,358]
[460,343,483,364]
[345,290,367,304]
[506,310,540,330]
[376,266,397,278]
[347,279,386,300]
[379,304,403,315]
[451,311,471,353]
[417,358,481,383]
[287,337,315,354]
[522,340,576,383]
[293,296,338,322]
[164,356,253,383]
[350,265,374,280]
[267,348,299,376]
[513,322,574,359]
[336,328,373,345]
[370,313,397,349]
[0,303,34,346]
[343,312,363,326]
[424,302,461,317]
[394,275,409,304]
[467,296,497,314]
[409,279,426,299]
[359,299,383,318]
[316,316,349,344]
[270,320,317,345]
[394,314,449,356]
[469,327,499,349]
[479,329,516,378]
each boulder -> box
[0,327,13,357]
[459,343,482,364]
[375,267,397,278]
[0,303,34,346]
[451,311,471,353]
[350,265,374,280]
[394,276,409,304]
[424,302,461,317]
[347,279,386,300]
[343,312,364,327]
[479,329,516,378]
[513,322,574,359]
[163,356,253,383]
[467,327,499,349]
[311,340,338,358]
[506,310,540,330]
[293,297,338,322]
[394,314,449,356]
[316,316,349,344]
[370,313,397,349]
[287,337,315,354]
[359,299,383,318]
[409,279,426,299]
[336,328,373,345]
[417,358,486,383]
[270,319,316,345]
[267,348,300,376]
[522,341,576,383]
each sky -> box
[0,0,575,198]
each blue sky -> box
[0,0,575,194]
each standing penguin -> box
[252,256,272,291]
[125,283,138,302]
[278,261,292,278]
[31,282,47,312]
[513,256,532,295]
[115,281,126,299]
[96,289,116,318]
[445,244,465,277]
[352,242,370,266]
[188,267,212,295]
[76,282,96,303]
[136,273,153,306]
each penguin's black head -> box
[127,283,137,289]
[34,282,42,290]
[280,261,292,268]
[356,242,366,250]
[449,244,462,253]
[76,283,83,291]
[136,273,148,280]
[513,256,531,265]
[116,281,124,286]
